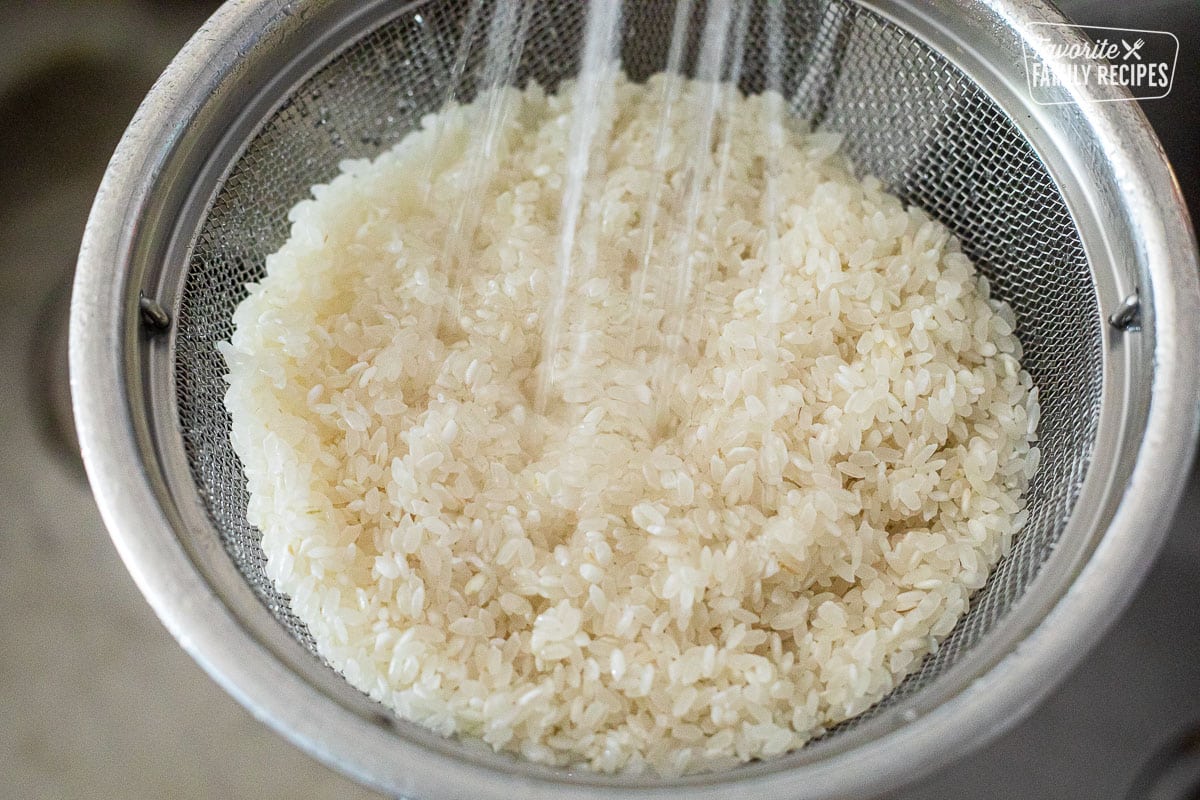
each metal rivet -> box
[139,293,171,332]
[1108,291,1141,332]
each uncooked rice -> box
[221,73,1040,774]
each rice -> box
[221,72,1040,774]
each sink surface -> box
[0,2,1195,798]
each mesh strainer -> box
[71,1,1200,798]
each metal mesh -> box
[174,0,1102,739]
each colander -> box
[71,1,1200,797]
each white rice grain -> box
[224,73,1039,775]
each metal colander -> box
[72,1,1200,798]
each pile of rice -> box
[222,73,1040,774]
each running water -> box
[433,1,533,336]
[650,0,737,428]
[626,0,696,351]
[712,1,753,203]
[533,1,624,414]
[417,0,486,199]
[758,0,789,333]
[447,1,791,425]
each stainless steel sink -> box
[0,3,378,798]
[0,2,1195,798]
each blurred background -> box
[0,1,1196,798]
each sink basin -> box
[1,1,1195,798]
[0,3,378,798]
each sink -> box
[0,2,378,798]
[0,2,1195,798]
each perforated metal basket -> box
[72,1,1200,798]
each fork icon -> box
[1122,38,1145,60]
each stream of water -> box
[429,0,777,426]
